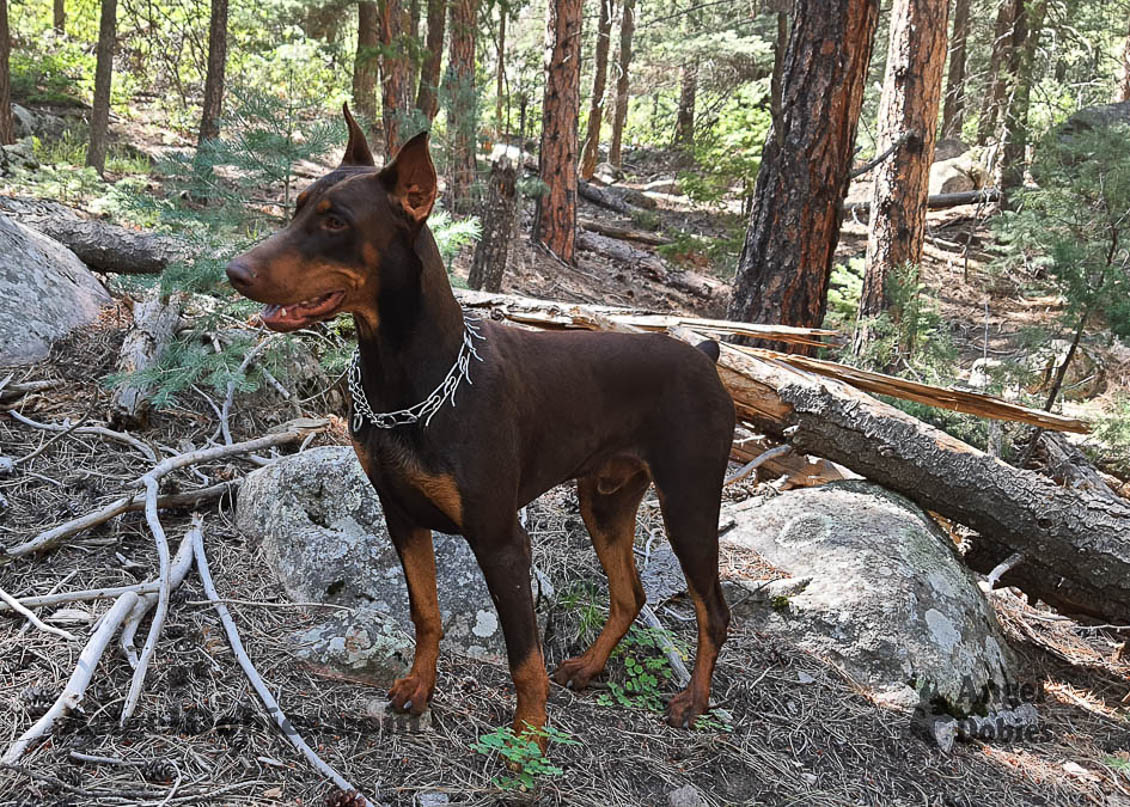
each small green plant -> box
[692,711,734,733]
[471,724,579,791]
[596,625,682,713]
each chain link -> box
[349,312,485,432]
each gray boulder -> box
[721,481,1021,716]
[933,137,969,162]
[236,447,551,680]
[928,151,986,195]
[0,215,110,365]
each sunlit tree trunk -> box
[495,8,506,135]
[379,0,413,155]
[0,0,11,146]
[977,0,1012,145]
[354,2,380,124]
[534,0,582,262]
[198,0,229,144]
[53,0,65,33]
[859,0,949,322]
[673,59,698,149]
[941,0,969,139]
[86,0,117,174]
[408,0,420,93]
[727,0,879,348]
[580,0,613,178]
[1119,16,1130,102]
[415,0,445,120]
[998,0,1046,203]
[446,0,478,211]
[608,0,634,168]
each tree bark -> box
[727,0,880,350]
[580,0,613,179]
[197,0,229,144]
[1120,16,1130,102]
[976,0,1013,146]
[940,0,970,138]
[859,0,949,318]
[673,59,698,149]
[998,0,1046,203]
[0,0,13,147]
[379,0,413,156]
[534,0,583,263]
[697,340,1130,625]
[608,0,634,168]
[20,215,191,274]
[467,156,517,292]
[408,0,421,95]
[110,291,186,430]
[494,8,506,135]
[354,2,380,124]
[415,0,445,120]
[446,0,478,212]
[86,0,118,175]
[53,0,65,32]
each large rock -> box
[721,481,1021,716]
[236,447,551,680]
[1060,101,1130,138]
[928,152,985,195]
[0,215,110,365]
[932,137,969,162]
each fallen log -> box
[109,290,186,429]
[684,333,1130,624]
[19,215,189,275]
[844,187,1000,213]
[1032,431,1123,502]
[579,218,672,246]
[578,179,655,215]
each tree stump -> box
[467,156,517,293]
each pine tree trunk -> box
[940,0,970,139]
[197,0,228,144]
[998,0,1045,202]
[673,59,698,149]
[859,0,949,320]
[354,2,380,124]
[579,0,613,179]
[53,0,65,33]
[446,0,478,212]
[534,0,582,263]
[0,0,12,147]
[86,0,117,175]
[379,0,413,156]
[408,0,421,93]
[976,0,1013,146]
[494,9,505,135]
[415,0,445,120]
[727,0,879,348]
[608,0,634,168]
[1118,16,1130,102]
[468,156,517,292]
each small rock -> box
[667,784,702,807]
[415,792,450,807]
[796,671,816,685]
[0,456,15,477]
[364,698,433,733]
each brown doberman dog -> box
[227,106,735,743]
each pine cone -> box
[22,685,54,718]
[324,790,367,807]
[142,758,179,784]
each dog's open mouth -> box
[259,290,346,332]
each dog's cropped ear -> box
[378,131,437,224]
[340,103,375,167]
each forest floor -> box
[2,117,1130,806]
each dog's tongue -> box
[260,303,310,329]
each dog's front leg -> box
[467,517,550,747]
[383,504,442,715]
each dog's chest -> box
[352,433,463,533]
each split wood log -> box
[578,218,672,246]
[684,334,1130,624]
[729,434,850,488]
[843,187,1000,213]
[20,216,191,275]
[109,290,186,430]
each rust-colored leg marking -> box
[665,584,727,728]
[553,469,649,690]
[387,524,443,715]
[511,648,550,749]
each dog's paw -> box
[388,673,434,715]
[551,656,601,691]
[665,687,709,729]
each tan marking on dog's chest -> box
[402,467,464,528]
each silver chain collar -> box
[349,312,485,432]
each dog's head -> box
[226,105,437,332]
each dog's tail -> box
[695,339,721,363]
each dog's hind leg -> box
[650,456,730,728]
[552,466,650,690]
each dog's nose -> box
[226,258,256,290]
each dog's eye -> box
[323,214,347,231]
